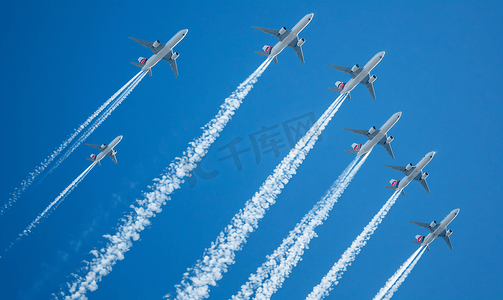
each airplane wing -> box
[343,128,380,140]
[129,37,163,54]
[409,221,436,233]
[413,171,431,193]
[377,135,394,159]
[161,50,179,77]
[383,164,415,176]
[327,65,363,79]
[85,143,106,151]
[441,235,453,250]
[287,36,305,64]
[366,82,376,100]
[107,151,118,164]
[252,26,291,42]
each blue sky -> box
[1,1,502,299]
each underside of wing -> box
[366,81,376,100]
[419,178,431,194]
[327,65,356,78]
[161,50,179,77]
[343,128,370,137]
[382,142,395,159]
[441,235,453,250]
[252,26,289,41]
[129,37,162,54]
[85,143,105,151]
[383,164,414,175]
[108,152,118,164]
[409,221,435,233]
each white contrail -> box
[306,190,402,300]
[2,162,97,258]
[1,71,143,216]
[58,59,273,300]
[373,247,423,300]
[383,246,426,300]
[44,71,148,178]
[232,153,368,300]
[173,93,348,300]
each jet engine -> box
[112,150,118,155]
[171,52,180,60]
[152,40,161,48]
[368,74,377,83]
[421,172,429,180]
[445,229,453,237]
[279,26,287,35]
[297,38,306,47]
[405,163,413,170]
[430,220,437,227]
[368,126,376,134]
[101,144,106,149]
[351,64,359,72]
[386,136,394,144]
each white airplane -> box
[327,51,385,100]
[129,29,188,77]
[344,112,401,159]
[410,208,460,251]
[85,135,122,166]
[384,151,435,195]
[253,13,314,64]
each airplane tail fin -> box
[344,143,362,155]
[86,154,101,166]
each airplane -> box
[410,208,460,251]
[85,135,122,166]
[343,112,401,159]
[129,29,188,77]
[253,13,314,64]
[383,151,435,195]
[327,51,385,100]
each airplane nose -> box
[452,208,460,215]
[428,151,436,158]
[380,51,385,58]
[395,111,402,118]
[307,13,314,20]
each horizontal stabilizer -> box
[255,51,269,57]
[385,185,397,191]
[328,87,343,92]
[344,150,359,154]
[410,240,422,246]
[86,158,94,162]
[131,62,144,69]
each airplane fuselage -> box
[420,209,460,248]
[268,13,313,59]
[94,135,123,163]
[341,51,385,95]
[357,112,401,156]
[142,29,188,72]
[396,151,435,190]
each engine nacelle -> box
[171,52,180,60]
[112,150,118,155]
[101,144,106,149]
[445,229,453,237]
[421,172,429,180]
[279,26,287,35]
[368,126,376,134]
[351,64,360,72]
[405,163,413,170]
[415,235,425,242]
[152,40,161,48]
[386,136,394,144]
[297,38,306,47]
[430,220,437,228]
[368,74,377,84]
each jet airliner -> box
[384,151,435,195]
[410,208,460,251]
[253,13,314,64]
[130,29,188,77]
[85,135,122,166]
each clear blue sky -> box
[1,1,502,299]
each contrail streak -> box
[173,93,348,300]
[306,190,402,300]
[1,71,143,216]
[2,162,97,258]
[383,246,426,300]
[373,247,423,300]
[44,71,148,178]
[59,59,273,300]
[232,153,368,300]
